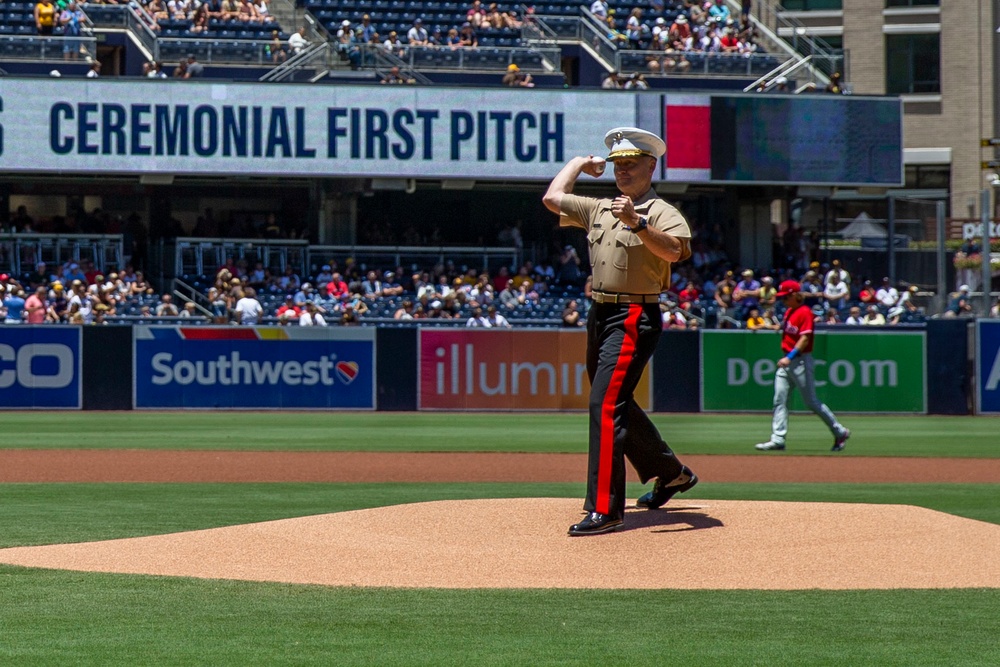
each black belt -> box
[591,291,660,304]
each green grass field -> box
[1,412,999,666]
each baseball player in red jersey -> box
[756,280,850,452]
[543,127,699,536]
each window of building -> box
[886,33,940,94]
[779,0,842,10]
[886,0,938,7]
[904,165,950,190]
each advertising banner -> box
[0,80,901,185]
[134,326,375,409]
[417,329,650,410]
[976,320,1000,414]
[0,326,81,409]
[701,330,925,413]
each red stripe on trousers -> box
[596,304,642,515]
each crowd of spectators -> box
[3,246,998,328]
[593,0,762,75]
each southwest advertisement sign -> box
[701,330,925,413]
[0,326,81,409]
[976,320,1000,414]
[418,329,650,411]
[134,326,375,409]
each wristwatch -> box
[630,216,648,233]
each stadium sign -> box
[133,326,375,409]
[976,320,1000,414]
[0,80,903,185]
[700,330,925,413]
[417,329,650,410]
[0,326,81,409]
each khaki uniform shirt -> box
[559,189,691,294]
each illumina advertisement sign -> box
[417,329,650,411]
[700,330,926,413]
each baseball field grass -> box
[1,412,999,666]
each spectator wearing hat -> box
[458,21,478,48]
[708,0,730,23]
[293,282,314,307]
[336,20,362,68]
[858,279,877,305]
[67,279,95,324]
[876,277,899,311]
[822,272,849,311]
[944,284,974,317]
[733,269,761,320]
[502,63,533,87]
[382,271,404,297]
[358,14,377,43]
[862,304,886,326]
[46,283,68,322]
[299,301,328,326]
[755,279,851,452]
[407,18,429,46]
[823,258,850,287]
[382,30,405,56]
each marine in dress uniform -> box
[542,127,699,536]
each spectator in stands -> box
[944,284,974,317]
[458,22,478,48]
[35,0,58,36]
[155,294,179,316]
[130,271,153,296]
[60,2,85,60]
[24,286,47,324]
[556,245,583,287]
[336,20,362,68]
[466,0,488,29]
[466,306,490,327]
[844,306,864,326]
[177,302,200,320]
[148,61,169,78]
[237,0,260,23]
[268,31,286,63]
[380,30,404,56]
[745,306,767,330]
[407,18,429,46]
[824,258,850,287]
[623,72,648,90]
[394,299,415,320]
[733,269,760,320]
[862,304,886,326]
[27,262,50,289]
[826,72,844,94]
[708,0,730,24]
[255,0,274,22]
[485,304,511,328]
[360,271,384,299]
[356,14,377,43]
[184,54,204,78]
[667,14,692,51]
[288,27,309,55]
[562,299,584,327]
[380,66,412,84]
[67,280,94,324]
[293,282,313,307]
[990,296,1000,318]
[326,272,349,301]
[485,3,507,29]
[823,272,849,311]
[276,295,299,323]
[822,307,841,325]
[278,265,301,292]
[601,71,622,89]
[502,64,533,87]
[84,60,101,78]
[234,287,264,324]
[857,279,877,306]
[876,277,899,311]
[299,301,327,326]
[45,283,67,322]
[191,3,210,32]
[382,271,404,297]
[888,286,920,324]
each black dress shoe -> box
[568,512,623,536]
[635,466,699,509]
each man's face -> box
[612,156,655,196]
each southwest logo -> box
[336,361,359,384]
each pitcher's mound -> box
[1,498,998,590]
